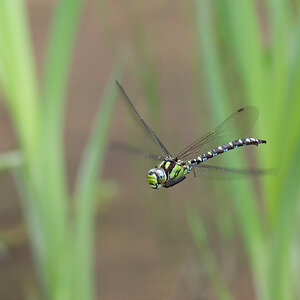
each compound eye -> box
[156,169,166,183]
[148,169,155,176]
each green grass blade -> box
[194,0,300,299]
[0,0,40,164]
[41,0,84,223]
[37,0,84,297]
[40,0,84,226]
[0,0,44,277]
[195,0,229,119]
[73,62,125,300]
[194,1,268,299]
[266,7,300,300]
[187,205,234,300]
[268,140,300,300]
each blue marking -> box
[203,157,207,161]
[224,148,228,152]
[213,153,217,157]
[234,145,238,149]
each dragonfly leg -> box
[192,168,197,178]
[164,176,186,188]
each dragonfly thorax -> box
[147,168,167,189]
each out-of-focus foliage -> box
[187,1,300,300]
[0,0,123,299]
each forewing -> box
[176,107,259,161]
[116,80,172,158]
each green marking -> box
[165,162,170,169]
[158,161,164,168]
[178,167,184,177]
[169,163,184,180]
[148,179,157,185]
[148,173,157,185]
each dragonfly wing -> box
[176,107,259,161]
[191,164,276,179]
[116,80,172,158]
[110,141,164,161]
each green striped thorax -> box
[147,167,167,189]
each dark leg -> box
[164,176,186,188]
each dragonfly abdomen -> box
[187,138,266,165]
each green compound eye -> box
[147,168,166,189]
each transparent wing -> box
[191,164,277,179]
[176,107,259,161]
[116,80,172,158]
[110,141,164,161]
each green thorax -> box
[158,160,191,182]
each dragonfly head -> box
[147,168,166,189]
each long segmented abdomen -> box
[187,138,266,166]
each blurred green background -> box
[0,0,300,299]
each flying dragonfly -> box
[115,80,267,189]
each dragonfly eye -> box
[147,168,166,189]
[155,168,166,184]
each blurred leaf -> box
[73,60,125,300]
[194,0,300,299]
[0,150,23,172]
[187,205,233,300]
[38,0,84,298]
[0,0,40,164]
[194,1,268,299]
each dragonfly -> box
[115,80,267,189]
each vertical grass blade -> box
[0,0,43,273]
[194,1,268,299]
[267,7,300,299]
[0,0,40,164]
[193,0,300,299]
[41,0,84,215]
[195,0,229,119]
[38,0,84,298]
[187,205,234,300]
[73,63,124,300]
